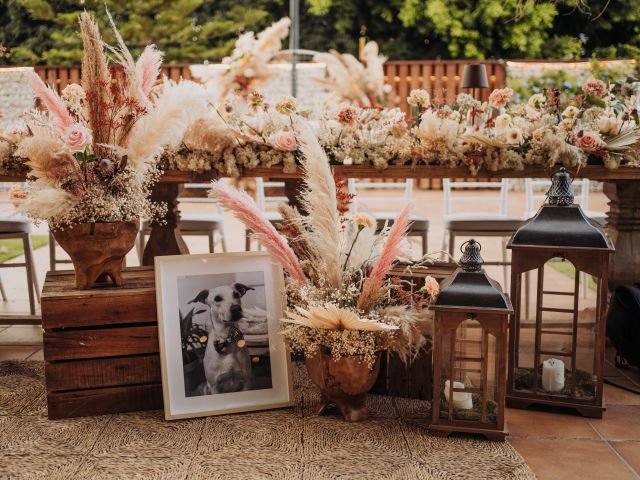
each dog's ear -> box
[234,283,255,297]
[189,289,209,305]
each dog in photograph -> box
[189,283,255,394]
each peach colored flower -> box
[268,131,297,151]
[274,95,297,115]
[488,87,513,109]
[583,78,607,98]
[64,123,92,152]
[577,130,605,153]
[336,106,359,125]
[61,83,86,104]
[353,212,375,229]
[424,275,440,298]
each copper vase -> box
[304,348,382,422]
[52,220,140,289]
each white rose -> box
[598,115,620,135]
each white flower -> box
[407,89,430,107]
[495,113,511,130]
[504,127,524,145]
[274,95,297,115]
[598,114,621,135]
[527,93,547,109]
[562,106,579,118]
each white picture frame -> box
[155,251,293,420]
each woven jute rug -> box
[0,361,535,480]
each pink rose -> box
[268,131,297,151]
[488,87,513,109]
[64,123,92,152]
[577,131,605,153]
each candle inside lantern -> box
[444,380,473,410]
[542,358,565,392]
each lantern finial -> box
[459,239,483,272]
[547,167,575,206]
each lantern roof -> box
[432,240,513,313]
[508,168,613,251]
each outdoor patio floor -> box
[2,184,639,479]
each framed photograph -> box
[155,251,293,420]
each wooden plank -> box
[41,268,156,329]
[43,325,159,361]
[47,383,163,419]
[45,354,161,391]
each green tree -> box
[0,0,279,65]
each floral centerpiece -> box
[210,118,437,421]
[13,11,208,288]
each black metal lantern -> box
[506,168,614,418]
[430,240,513,441]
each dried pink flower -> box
[336,106,359,125]
[583,78,607,98]
[488,87,513,109]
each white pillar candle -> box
[542,358,565,392]
[444,380,473,410]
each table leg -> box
[604,181,640,290]
[142,182,188,266]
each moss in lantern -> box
[513,365,595,399]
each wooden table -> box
[2,164,639,291]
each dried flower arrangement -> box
[218,17,291,99]
[13,11,209,230]
[210,118,438,368]
[314,41,392,108]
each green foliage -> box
[1,0,640,64]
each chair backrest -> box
[443,178,510,217]
[525,178,592,217]
[179,183,223,214]
[347,179,413,215]
[255,178,288,212]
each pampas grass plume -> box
[28,72,73,133]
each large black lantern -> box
[506,168,614,418]
[431,239,513,441]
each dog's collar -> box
[213,325,245,354]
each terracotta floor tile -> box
[612,442,640,476]
[506,407,598,439]
[509,438,637,480]
[605,384,640,406]
[591,406,640,441]
[0,325,42,345]
[0,346,40,361]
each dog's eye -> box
[213,295,223,302]
[233,292,240,299]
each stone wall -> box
[0,67,35,131]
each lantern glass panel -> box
[439,318,498,424]
[513,259,599,400]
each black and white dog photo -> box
[177,271,273,397]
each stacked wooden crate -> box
[41,267,162,419]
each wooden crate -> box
[372,261,458,400]
[41,267,163,419]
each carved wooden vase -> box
[304,348,382,422]
[52,220,140,289]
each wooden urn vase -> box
[305,348,382,422]
[52,220,140,289]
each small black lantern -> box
[506,167,614,418]
[460,63,489,100]
[431,240,513,441]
